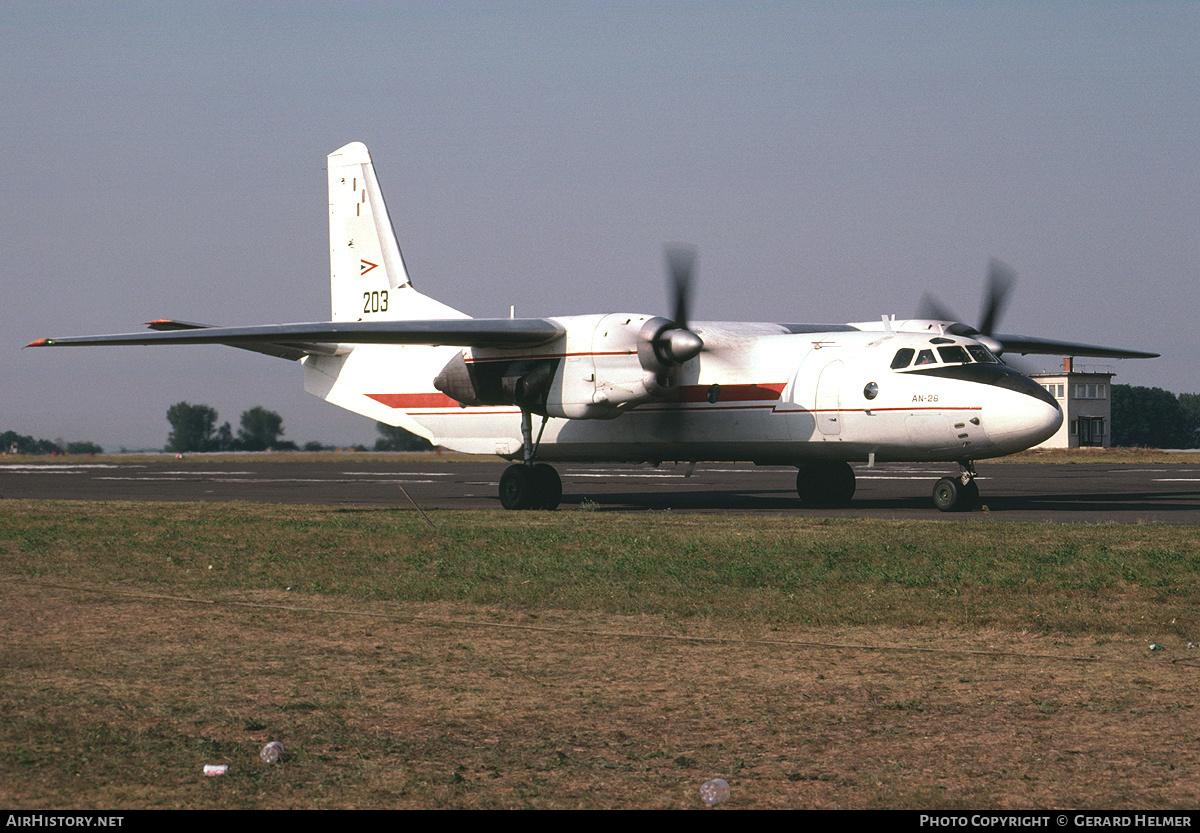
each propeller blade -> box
[915,292,960,325]
[665,243,697,329]
[652,243,704,365]
[978,258,1016,336]
[636,244,706,443]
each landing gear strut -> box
[932,462,980,512]
[795,460,856,508]
[498,410,561,510]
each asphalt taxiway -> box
[4,456,1200,524]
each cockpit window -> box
[965,344,1000,364]
[890,348,915,369]
[936,345,970,365]
[894,340,1003,371]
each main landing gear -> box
[932,462,980,513]
[795,461,856,508]
[498,410,562,510]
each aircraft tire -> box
[932,476,979,512]
[531,463,562,511]
[499,464,536,510]
[796,461,856,508]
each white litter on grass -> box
[700,778,730,806]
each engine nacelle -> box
[573,313,702,416]
[433,313,703,420]
[433,351,557,413]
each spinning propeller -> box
[917,258,1014,356]
[917,259,1157,361]
[637,244,705,394]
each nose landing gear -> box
[932,462,980,512]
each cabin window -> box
[890,348,915,369]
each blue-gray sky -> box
[5,1,1197,450]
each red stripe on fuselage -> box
[367,392,461,409]
[671,383,785,403]
[366,383,786,413]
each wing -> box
[992,333,1158,359]
[26,318,566,359]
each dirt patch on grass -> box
[3,578,1198,809]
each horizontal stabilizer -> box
[27,318,566,353]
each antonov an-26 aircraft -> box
[29,142,1157,512]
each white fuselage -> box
[303,316,1063,465]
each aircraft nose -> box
[988,392,1063,454]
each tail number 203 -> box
[363,291,388,314]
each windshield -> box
[891,342,1002,370]
[936,345,970,365]
[965,344,1001,363]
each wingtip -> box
[24,338,51,348]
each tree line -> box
[166,402,431,453]
[0,430,102,455]
[1111,385,1200,449]
[166,402,296,452]
[4,404,431,455]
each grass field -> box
[3,499,1200,808]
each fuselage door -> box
[816,359,844,436]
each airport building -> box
[1028,358,1115,448]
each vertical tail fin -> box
[328,142,466,322]
[328,142,411,321]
